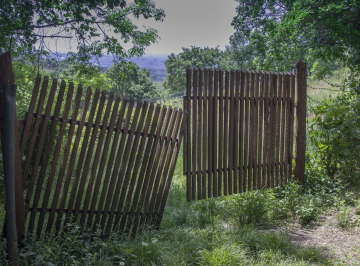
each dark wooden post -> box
[0,51,26,239]
[295,60,307,184]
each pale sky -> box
[46,0,238,56]
[138,0,238,55]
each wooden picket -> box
[184,65,306,201]
[18,76,187,237]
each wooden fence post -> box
[295,60,307,184]
[0,51,26,239]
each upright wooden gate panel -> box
[19,76,187,237]
[184,66,306,201]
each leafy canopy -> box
[232,0,360,70]
[1,0,165,63]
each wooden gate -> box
[12,75,187,238]
[183,62,307,201]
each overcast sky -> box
[49,0,238,56]
[137,0,238,55]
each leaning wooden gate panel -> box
[20,75,187,237]
[184,68,301,201]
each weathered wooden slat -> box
[263,73,270,188]
[233,70,240,194]
[244,71,250,191]
[223,70,229,195]
[104,100,143,236]
[228,70,234,195]
[64,89,101,229]
[28,81,73,235]
[23,79,57,209]
[98,98,134,231]
[22,77,49,183]
[208,69,213,198]
[54,87,92,232]
[213,69,218,197]
[186,68,192,201]
[258,72,265,188]
[203,69,208,199]
[239,71,245,192]
[86,93,121,229]
[120,103,155,232]
[289,73,296,180]
[198,69,206,199]
[275,73,283,186]
[93,97,128,231]
[71,90,106,227]
[19,74,42,156]
[284,74,291,184]
[270,73,277,187]
[254,72,260,190]
[113,102,150,231]
[249,71,255,190]
[275,73,281,186]
[217,69,223,197]
[42,84,83,236]
[79,92,114,226]
[191,68,197,200]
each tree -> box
[105,61,159,100]
[232,0,360,71]
[0,0,165,63]
[163,46,235,92]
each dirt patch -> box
[281,210,360,265]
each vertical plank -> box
[263,73,270,188]
[258,72,265,189]
[275,73,282,186]
[93,96,127,230]
[23,79,57,209]
[249,71,255,190]
[284,74,291,184]
[99,99,134,231]
[104,100,143,236]
[244,71,250,191]
[79,92,115,226]
[24,80,65,220]
[239,71,245,192]
[277,74,284,185]
[254,72,260,190]
[22,77,49,183]
[64,89,101,229]
[289,72,296,180]
[55,87,92,232]
[213,69,218,197]
[271,73,277,187]
[203,69,208,199]
[28,81,73,235]
[223,70,229,195]
[201,69,207,199]
[295,61,307,184]
[70,90,106,226]
[228,70,234,195]
[192,68,197,200]
[208,69,213,198]
[186,68,192,201]
[198,69,205,199]
[86,93,121,229]
[217,69,223,196]
[43,84,84,236]
[234,70,239,194]
[130,103,159,233]
[114,102,150,231]
[19,74,41,156]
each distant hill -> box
[49,53,168,81]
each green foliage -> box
[309,73,360,180]
[232,0,360,71]
[163,46,235,93]
[0,0,165,64]
[200,244,247,265]
[105,61,159,100]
